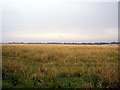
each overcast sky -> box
[1,0,118,43]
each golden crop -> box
[2,44,119,88]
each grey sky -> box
[2,0,118,43]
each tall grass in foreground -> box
[2,44,119,88]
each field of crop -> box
[2,44,119,88]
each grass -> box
[2,44,119,88]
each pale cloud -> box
[3,27,117,42]
[0,0,2,43]
[2,0,118,42]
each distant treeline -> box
[4,41,120,45]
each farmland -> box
[2,44,119,88]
